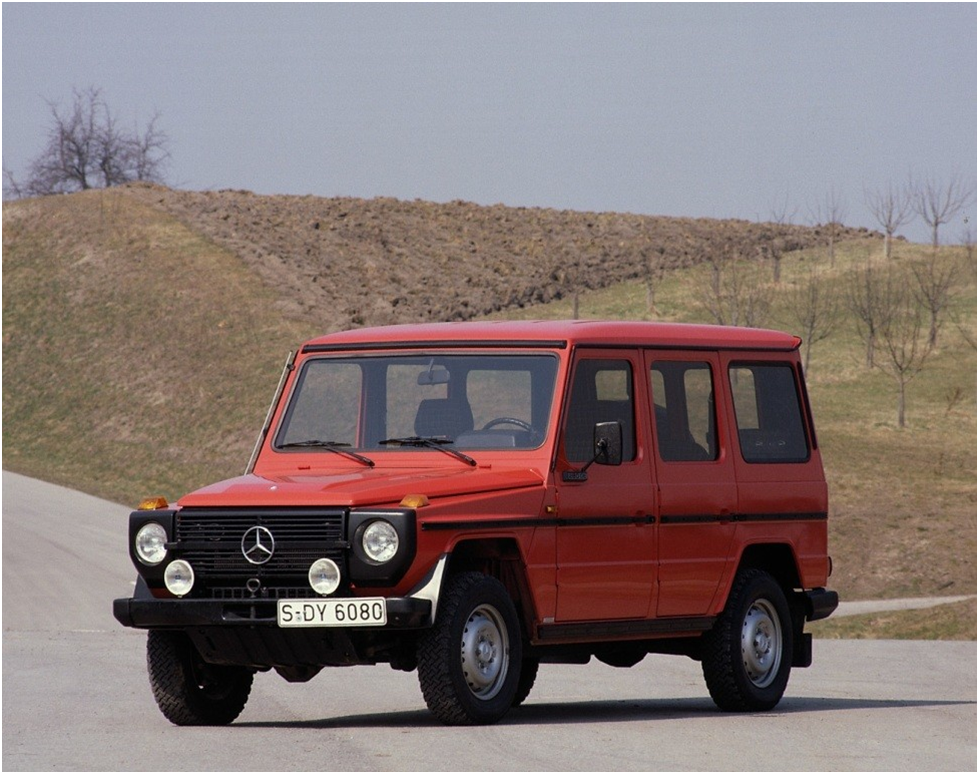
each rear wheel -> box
[417,572,523,725]
[701,569,792,712]
[147,630,253,725]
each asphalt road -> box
[3,471,976,771]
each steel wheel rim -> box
[460,603,509,700]
[190,652,236,701]
[741,598,782,688]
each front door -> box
[554,351,656,622]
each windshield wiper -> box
[278,440,375,467]
[378,436,477,467]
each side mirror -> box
[562,421,623,482]
[593,421,623,466]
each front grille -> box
[175,507,346,597]
[207,586,317,600]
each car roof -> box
[301,320,801,352]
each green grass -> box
[3,190,314,503]
[810,598,977,640]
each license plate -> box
[277,598,387,628]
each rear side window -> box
[729,364,809,463]
[650,361,718,462]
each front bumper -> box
[113,595,431,629]
[114,594,432,669]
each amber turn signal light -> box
[137,496,169,510]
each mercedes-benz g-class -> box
[114,320,838,725]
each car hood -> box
[177,466,545,509]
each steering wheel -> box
[481,417,533,432]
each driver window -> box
[564,359,636,463]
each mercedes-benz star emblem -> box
[241,526,275,565]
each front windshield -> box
[274,353,559,452]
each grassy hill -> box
[3,185,974,638]
[3,190,311,498]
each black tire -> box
[417,572,523,725]
[147,630,254,726]
[701,569,793,712]
[512,657,539,707]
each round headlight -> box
[135,522,168,565]
[362,520,399,564]
[309,558,341,596]
[164,560,195,597]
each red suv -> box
[114,321,837,725]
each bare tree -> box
[874,269,935,428]
[759,239,785,285]
[571,245,583,320]
[700,236,772,328]
[951,227,977,349]
[959,224,976,282]
[865,183,914,260]
[911,253,958,348]
[910,173,974,251]
[3,165,25,199]
[127,114,169,183]
[642,245,666,319]
[766,197,798,283]
[846,261,893,368]
[955,319,977,351]
[789,269,839,374]
[809,189,848,267]
[4,86,169,198]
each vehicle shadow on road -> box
[235,696,976,730]
[497,696,976,726]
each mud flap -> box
[792,631,812,668]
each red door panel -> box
[646,351,738,617]
[554,352,656,622]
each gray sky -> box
[3,3,976,244]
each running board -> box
[537,615,715,643]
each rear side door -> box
[645,351,738,617]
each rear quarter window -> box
[729,363,809,463]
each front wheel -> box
[512,657,540,707]
[417,572,523,725]
[147,630,253,725]
[701,569,792,712]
